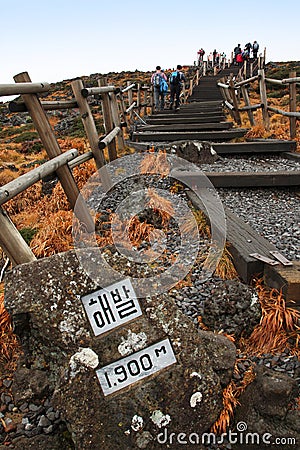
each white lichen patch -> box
[131,415,144,432]
[250,292,259,307]
[190,392,203,408]
[150,410,171,428]
[118,330,148,356]
[190,372,202,380]
[69,347,99,379]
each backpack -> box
[160,78,168,93]
[169,71,180,86]
[253,42,259,50]
[153,73,162,88]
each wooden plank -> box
[145,116,225,125]
[213,140,297,154]
[132,129,248,142]
[136,122,233,132]
[175,170,300,188]
[264,262,300,305]
[206,171,300,187]
[153,109,223,116]
[186,191,278,282]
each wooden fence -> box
[0,67,199,267]
[218,63,299,138]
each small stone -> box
[19,402,29,412]
[29,403,40,412]
[38,415,51,427]
[3,379,13,388]
[46,411,56,422]
[43,424,54,434]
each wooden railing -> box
[218,66,299,138]
[0,67,200,266]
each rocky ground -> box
[0,153,299,448]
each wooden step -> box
[132,129,248,142]
[187,190,278,283]
[213,140,297,154]
[172,170,300,188]
[136,122,233,132]
[146,115,226,125]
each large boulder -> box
[4,249,236,449]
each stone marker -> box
[4,249,236,449]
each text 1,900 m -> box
[96,338,177,395]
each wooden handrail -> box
[0,82,50,96]
[0,149,78,206]
[98,127,121,150]
[81,86,120,98]
[267,105,300,118]
[9,99,78,112]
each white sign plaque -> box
[81,278,142,336]
[96,338,177,396]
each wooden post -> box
[241,85,255,126]
[289,70,297,139]
[136,83,141,114]
[143,88,147,116]
[98,78,117,161]
[0,207,36,266]
[220,78,235,122]
[258,68,270,130]
[189,79,193,96]
[203,61,207,76]
[228,76,241,125]
[109,91,125,151]
[127,81,134,121]
[196,69,199,85]
[71,79,106,169]
[117,92,129,133]
[250,62,253,78]
[14,72,94,231]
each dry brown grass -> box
[211,364,255,434]
[241,279,300,357]
[30,210,74,257]
[0,290,21,371]
[140,150,170,177]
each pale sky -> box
[1,0,299,87]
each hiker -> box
[233,44,242,65]
[169,65,186,110]
[252,40,259,58]
[213,49,218,65]
[151,66,168,111]
[236,52,244,67]
[244,42,252,57]
[197,48,205,64]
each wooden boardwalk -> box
[128,66,300,304]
